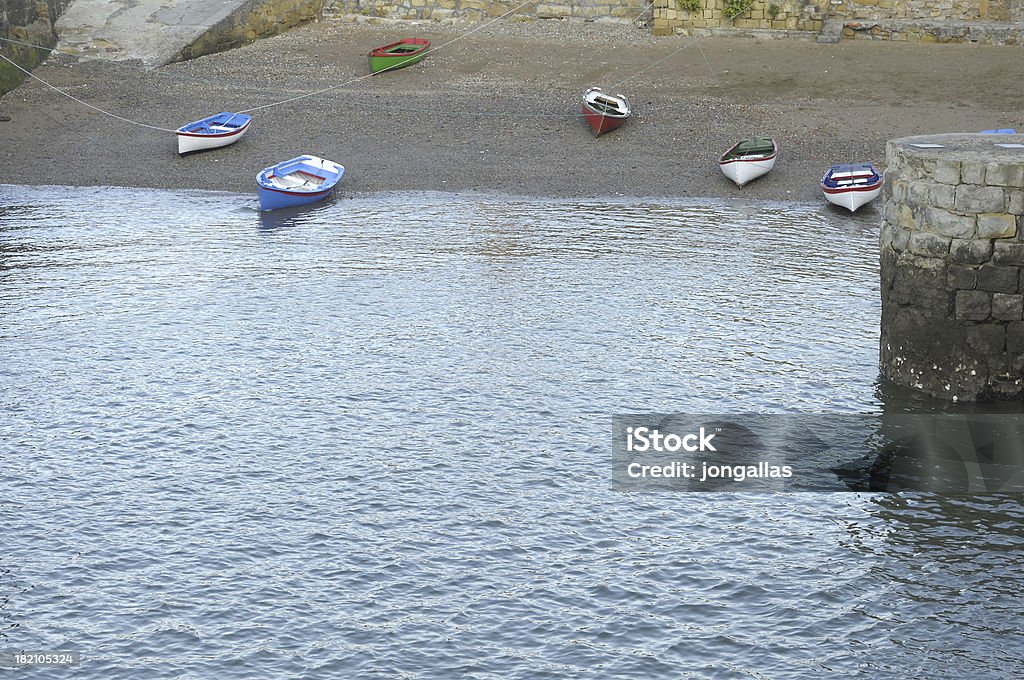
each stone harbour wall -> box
[321,0,1023,43]
[653,0,1024,42]
[329,0,649,23]
[829,0,1024,22]
[652,0,825,35]
[838,20,1024,44]
[880,134,1024,401]
[176,0,325,63]
[834,0,1024,44]
[1,0,72,96]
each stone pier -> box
[55,0,324,67]
[881,133,1024,401]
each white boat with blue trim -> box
[821,162,883,212]
[176,112,252,155]
[256,155,345,211]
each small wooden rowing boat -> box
[821,163,883,212]
[718,138,778,186]
[368,38,430,74]
[582,87,630,136]
[256,155,345,211]
[176,112,251,155]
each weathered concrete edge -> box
[174,0,325,64]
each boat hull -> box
[368,39,430,74]
[582,87,630,137]
[256,155,345,211]
[823,184,882,212]
[369,54,427,73]
[176,113,251,155]
[581,104,627,136]
[821,162,883,212]
[719,156,777,186]
[718,138,778,186]
[257,185,337,211]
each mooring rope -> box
[0,9,715,127]
[0,2,540,128]
[630,0,657,26]
[0,35,304,97]
[237,0,535,114]
[609,37,700,90]
[0,51,178,132]
[0,41,663,123]
[308,96,591,118]
[693,39,719,82]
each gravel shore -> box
[1,17,1022,202]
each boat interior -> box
[586,96,628,116]
[827,169,880,187]
[270,170,326,191]
[726,139,775,159]
[184,115,247,134]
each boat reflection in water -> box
[256,199,339,232]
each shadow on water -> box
[828,379,1024,493]
[254,199,341,232]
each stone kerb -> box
[880,133,1024,400]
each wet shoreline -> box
[1,19,1022,203]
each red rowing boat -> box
[582,87,631,136]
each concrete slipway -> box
[55,0,323,66]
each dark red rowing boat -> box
[581,87,631,136]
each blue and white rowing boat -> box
[256,155,345,211]
[176,112,252,155]
[821,162,883,212]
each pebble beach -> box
[1,16,1023,202]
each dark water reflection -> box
[0,186,1021,678]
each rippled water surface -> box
[1,186,1022,678]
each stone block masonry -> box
[881,134,1024,401]
[653,1,1024,44]
[651,0,826,36]
[328,0,651,23]
[176,0,325,63]
[1,0,73,96]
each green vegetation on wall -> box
[0,45,53,98]
[723,0,753,20]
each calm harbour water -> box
[1,185,1022,678]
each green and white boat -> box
[368,38,430,75]
[718,138,778,186]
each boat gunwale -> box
[368,38,430,59]
[258,183,335,197]
[177,120,251,139]
[718,138,778,165]
[256,156,344,195]
[582,87,630,119]
[821,180,883,194]
[821,164,882,192]
[176,113,252,137]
